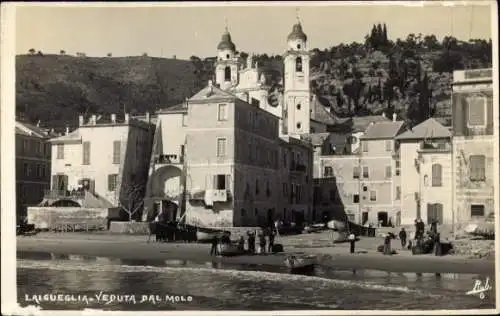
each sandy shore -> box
[15,232,494,275]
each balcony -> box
[154,154,183,166]
[44,189,86,200]
[417,142,452,153]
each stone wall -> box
[109,221,150,234]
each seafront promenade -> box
[16,231,495,275]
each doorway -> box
[161,200,178,222]
[377,212,388,227]
[362,212,369,225]
[267,208,275,227]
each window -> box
[324,166,333,177]
[254,208,258,217]
[108,174,118,191]
[226,54,230,59]
[216,138,227,157]
[395,186,401,200]
[431,164,442,187]
[56,144,64,159]
[296,57,303,72]
[370,190,377,201]
[395,160,401,176]
[255,179,260,195]
[182,114,187,126]
[241,209,247,219]
[470,204,485,217]
[36,164,41,177]
[23,139,29,153]
[297,44,301,49]
[385,166,392,178]
[41,164,46,177]
[329,190,336,202]
[224,66,231,81]
[296,103,301,110]
[218,103,228,121]
[362,141,368,152]
[467,96,486,127]
[214,174,228,190]
[385,140,392,151]
[362,185,368,192]
[82,141,91,165]
[353,166,360,179]
[23,163,30,177]
[296,122,302,130]
[37,142,43,154]
[470,155,486,181]
[112,141,121,164]
[362,166,369,178]
[353,194,360,203]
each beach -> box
[16,231,495,274]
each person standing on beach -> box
[399,228,407,249]
[268,229,275,253]
[383,233,392,255]
[248,231,256,253]
[348,232,356,254]
[210,235,219,256]
[259,233,267,254]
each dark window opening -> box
[297,44,301,49]
[216,174,226,190]
[224,66,231,81]
[296,57,303,72]
[471,204,485,217]
[353,194,360,203]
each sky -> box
[15,2,494,60]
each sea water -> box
[16,253,495,311]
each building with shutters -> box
[42,113,154,218]
[15,121,54,220]
[395,118,453,225]
[305,115,405,226]
[451,69,494,224]
[144,81,313,227]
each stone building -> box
[15,121,54,219]
[451,69,494,224]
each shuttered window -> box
[370,190,377,201]
[218,104,228,121]
[470,155,486,181]
[213,174,230,190]
[395,186,401,200]
[324,166,333,177]
[471,204,485,217]
[113,141,121,164]
[363,166,369,178]
[82,141,91,165]
[216,138,227,157]
[56,144,64,159]
[362,141,368,152]
[353,166,360,179]
[467,97,486,126]
[432,164,442,187]
[108,174,118,191]
[385,166,392,178]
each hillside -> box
[16,54,209,129]
[16,28,492,130]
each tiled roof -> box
[352,115,391,132]
[15,121,52,138]
[189,83,236,102]
[157,103,188,114]
[301,133,329,146]
[311,97,336,125]
[360,121,405,140]
[395,118,451,140]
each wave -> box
[18,259,443,299]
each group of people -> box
[210,227,277,256]
[396,218,441,255]
[150,220,197,243]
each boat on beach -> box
[195,226,228,242]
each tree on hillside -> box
[142,52,148,57]
[28,48,36,55]
[382,23,388,43]
[60,50,66,55]
[107,53,112,57]
[37,51,44,56]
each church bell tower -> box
[283,17,311,136]
[214,25,239,91]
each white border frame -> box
[1,1,499,316]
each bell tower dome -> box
[215,25,240,90]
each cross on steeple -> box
[295,7,301,23]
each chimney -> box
[125,113,130,123]
[91,115,97,125]
[382,113,386,118]
[111,114,116,123]
[145,112,150,122]
[79,115,84,126]
[392,113,397,122]
[65,126,69,135]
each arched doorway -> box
[377,212,388,227]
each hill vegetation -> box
[17,24,492,129]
